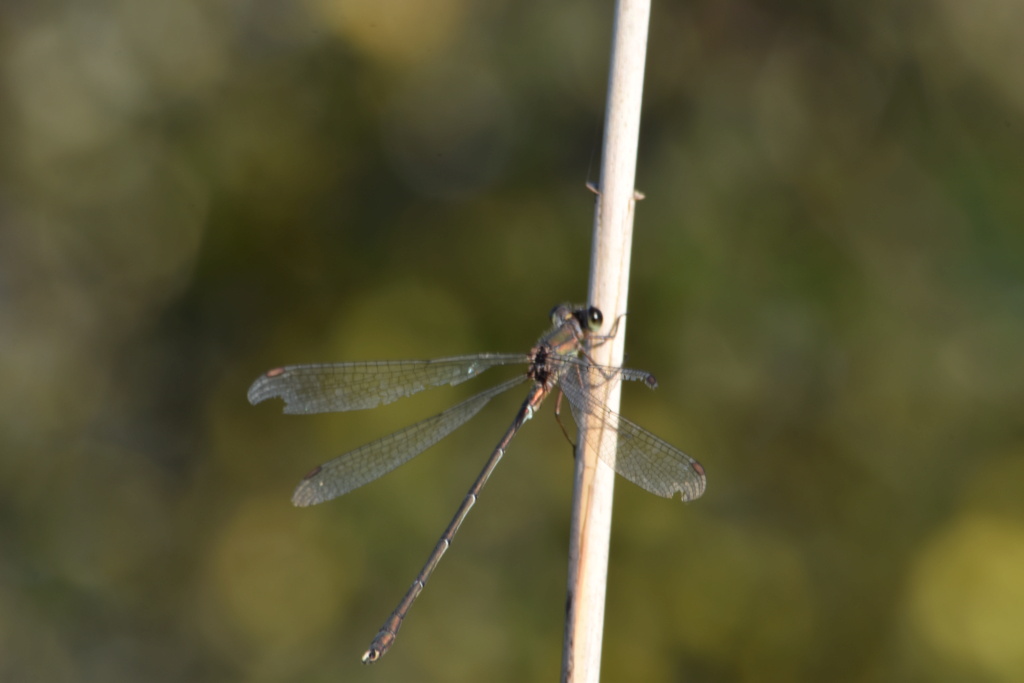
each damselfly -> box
[248,304,705,662]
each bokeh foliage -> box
[1,1,1023,681]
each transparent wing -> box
[248,354,529,414]
[558,365,706,502]
[292,375,527,506]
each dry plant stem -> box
[561,0,651,682]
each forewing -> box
[559,365,706,501]
[248,354,528,414]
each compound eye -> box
[550,305,570,325]
[587,307,603,331]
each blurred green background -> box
[2,1,1023,681]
